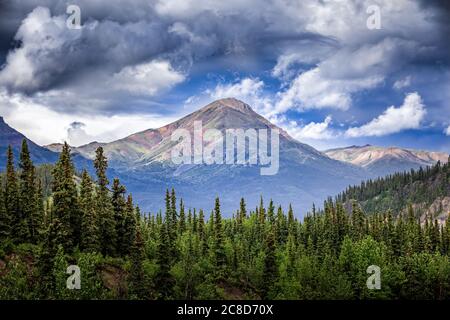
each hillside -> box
[0,116,59,169]
[337,159,450,223]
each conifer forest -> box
[0,140,449,300]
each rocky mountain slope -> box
[325,144,448,176]
[65,98,367,215]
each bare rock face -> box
[419,196,450,225]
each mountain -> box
[337,160,450,225]
[68,98,367,216]
[325,144,449,177]
[0,116,59,169]
[0,117,94,174]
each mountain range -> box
[0,116,58,167]
[325,144,449,177]
[1,98,448,216]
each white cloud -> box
[206,78,274,116]
[274,38,419,114]
[285,116,337,140]
[393,76,412,90]
[67,122,93,146]
[110,60,185,96]
[275,67,383,112]
[0,90,178,146]
[445,126,450,136]
[346,92,427,137]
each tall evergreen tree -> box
[18,139,39,243]
[112,178,127,255]
[79,170,99,252]
[262,226,277,299]
[51,142,79,251]
[5,146,19,243]
[94,147,116,256]
[213,197,226,271]
[0,185,9,241]
[122,194,137,256]
[156,216,174,299]
[129,228,146,298]
[178,199,186,233]
[351,201,365,241]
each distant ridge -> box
[325,144,449,176]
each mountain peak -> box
[203,97,253,113]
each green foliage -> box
[94,147,116,256]
[51,142,80,251]
[0,150,449,300]
[338,159,450,216]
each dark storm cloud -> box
[0,0,448,117]
[0,0,331,96]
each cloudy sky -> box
[0,0,449,151]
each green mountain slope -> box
[337,158,450,222]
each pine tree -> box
[129,228,146,298]
[79,170,99,252]
[156,217,174,299]
[178,199,186,233]
[198,209,206,254]
[94,147,116,256]
[276,206,287,244]
[51,142,79,251]
[267,199,275,225]
[351,201,365,241]
[237,198,246,232]
[213,197,226,271]
[258,196,266,225]
[19,139,40,243]
[5,146,19,243]
[287,204,295,235]
[35,179,45,242]
[37,216,60,297]
[112,178,127,255]
[0,185,10,241]
[122,194,137,256]
[262,226,277,299]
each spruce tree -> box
[179,199,186,233]
[262,226,277,299]
[267,199,275,225]
[79,170,99,252]
[213,197,226,271]
[258,196,266,224]
[198,209,206,254]
[19,139,38,243]
[0,185,10,241]
[129,228,146,298]
[35,179,45,242]
[5,146,19,243]
[156,218,174,299]
[237,198,246,232]
[122,194,137,256]
[94,147,116,256]
[51,142,79,251]
[112,178,127,255]
[287,204,295,235]
[351,201,365,241]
